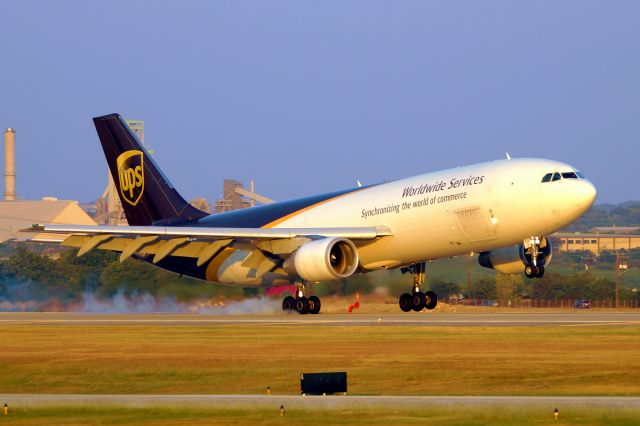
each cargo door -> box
[454,206,497,243]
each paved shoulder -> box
[2,394,640,409]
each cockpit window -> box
[542,171,577,183]
[562,172,579,179]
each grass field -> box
[3,405,640,426]
[1,322,639,396]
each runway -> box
[0,311,639,326]
[2,394,640,409]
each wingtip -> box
[20,224,45,232]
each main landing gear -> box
[282,282,321,315]
[524,236,545,279]
[399,262,437,313]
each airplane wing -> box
[30,224,391,240]
[25,224,392,266]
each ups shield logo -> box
[117,150,144,206]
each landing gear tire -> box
[425,291,438,310]
[399,261,435,313]
[282,295,296,311]
[399,293,412,312]
[523,236,550,279]
[296,297,309,314]
[525,264,539,279]
[411,292,426,312]
[308,295,321,315]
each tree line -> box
[0,244,241,310]
[1,242,639,310]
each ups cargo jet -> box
[31,114,596,314]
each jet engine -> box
[284,237,359,282]
[478,238,552,276]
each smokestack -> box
[4,128,16,201]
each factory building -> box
[0,127,96,242]
[0,199,96,242]
[126,120,145,145]
[215,180,252,212]
[214,179,273,213]
[189,197,212,214]
[553,232,640,254]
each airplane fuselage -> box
[191,158,595,286]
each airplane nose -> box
[578,180,597,208]
[538,177,596,225]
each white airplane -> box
[31,114,597,314]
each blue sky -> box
[1,1,638,204]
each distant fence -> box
[444,298,640,309]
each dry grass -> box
[4,405,640,426]
[1,321,639,396]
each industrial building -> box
[0,199,96,242]
[214,179,273,213]
[0,127,95,242]
[554,232,640,254]
[189,197,212,214]
[214,179,253,212]
[126,120,145,145]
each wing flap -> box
[33,224,391,261]
[196,239,233,267]
[152,237,190,264]
[120,235,159,262]
[77,234,113,256]
[62,235,225,260]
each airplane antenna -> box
[505,152,511,160]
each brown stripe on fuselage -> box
[262,187,367,229]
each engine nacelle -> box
[284,237,359,282]
[478,238,552,275]
[478,245,527,275]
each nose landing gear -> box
[524,236,547,279]
[282,282,321,314]
[525,264,545,278]
[399,262,438,312]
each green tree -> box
[98,259,159,298]
[427,280,460,298]
[470,278,497,299]
[495,274,526,300]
